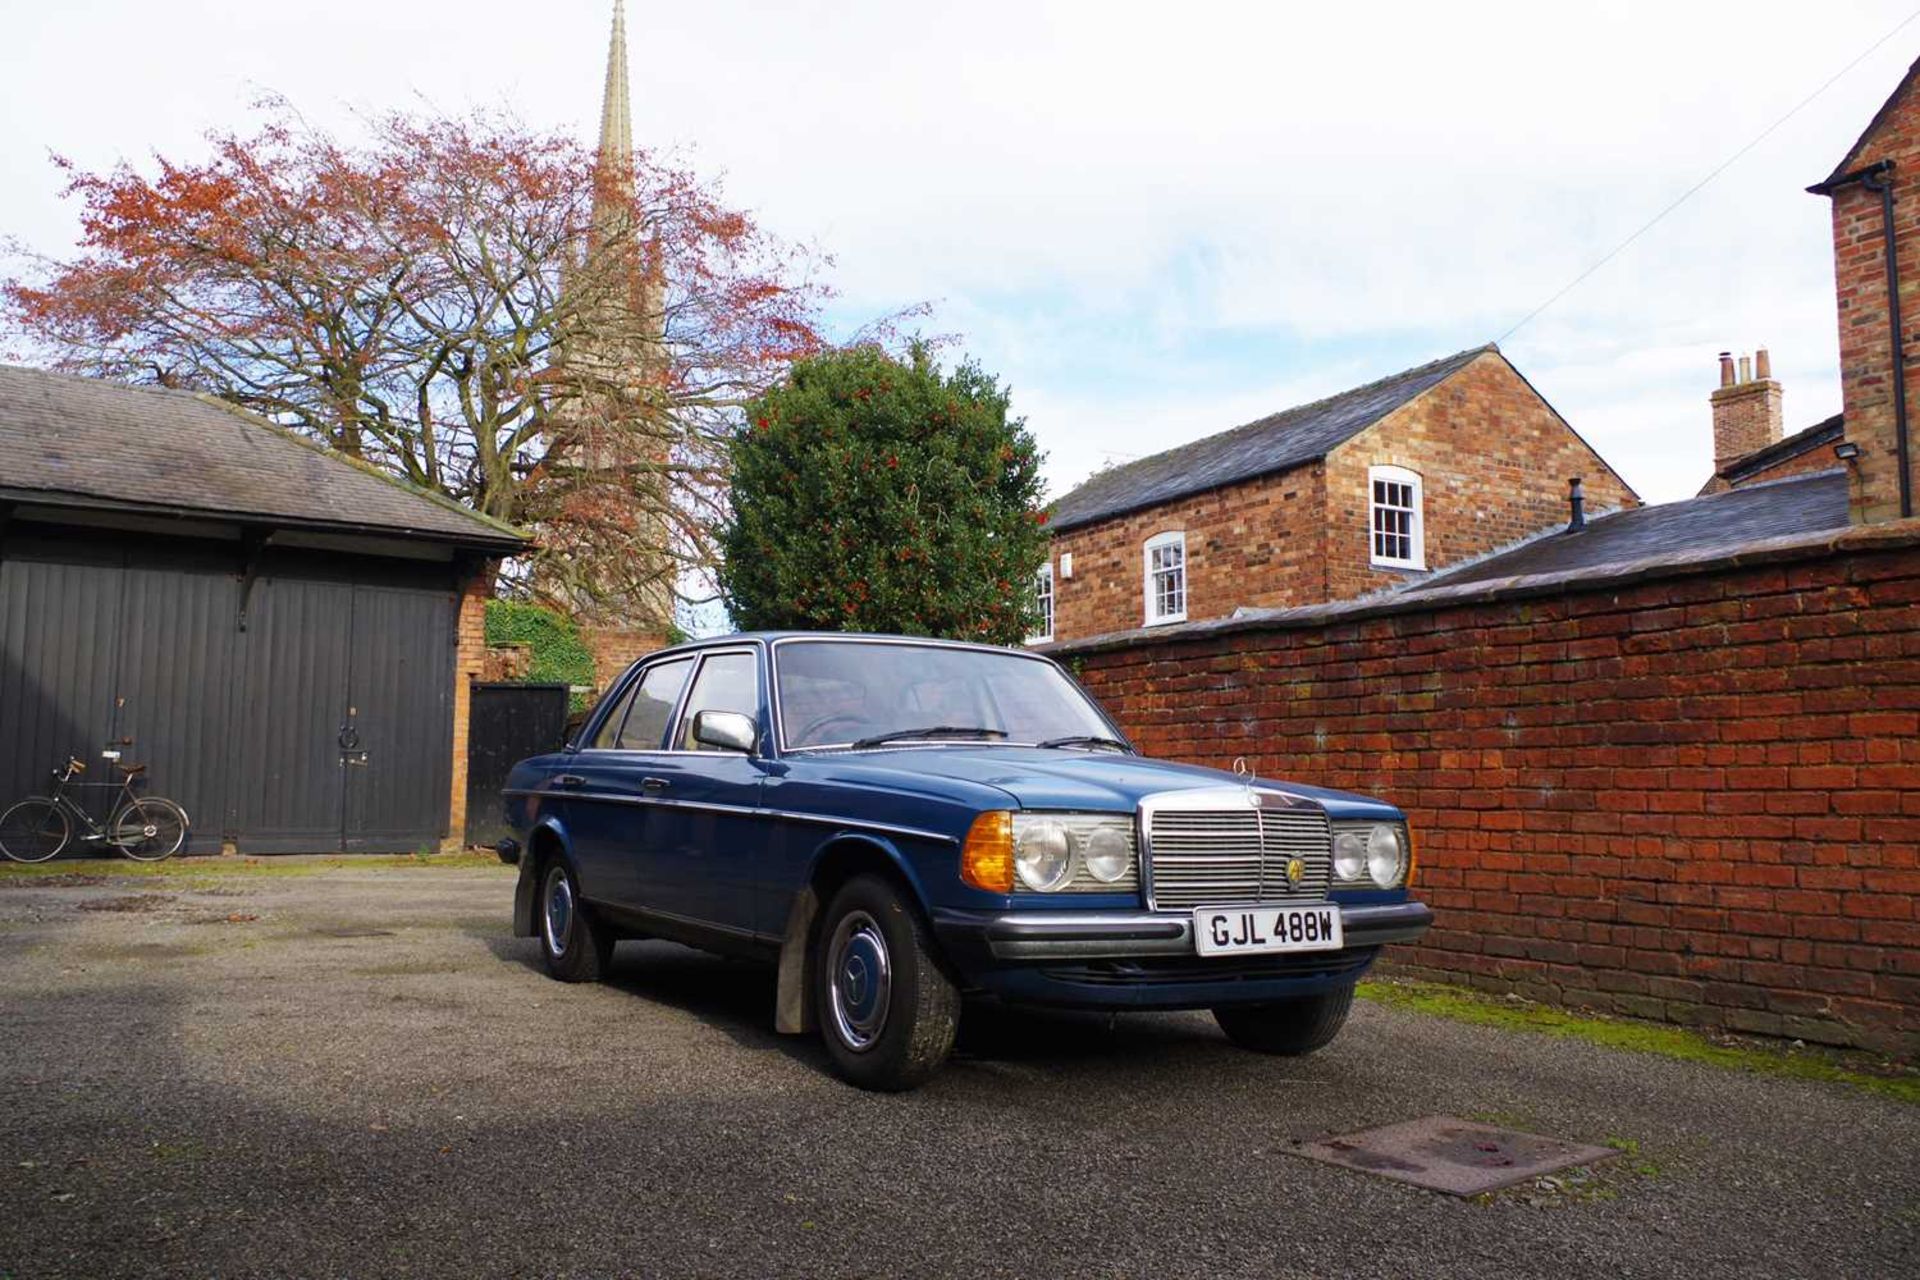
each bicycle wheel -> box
[112,798,188,862]
[0,799,71,863]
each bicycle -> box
[0,751,190,864]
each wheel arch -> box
[514,820,577,938]
[774,832,933,1035]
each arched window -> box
[1368,465,1425,570]
[1143,531,1187,625]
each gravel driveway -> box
[1,861,1914,1279]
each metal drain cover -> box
[314,927,395,938]
[1287,1116,1617,1196]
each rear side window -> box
[593,658,694,751]
[676,651,760,750]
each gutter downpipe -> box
[1812,159,1913,519]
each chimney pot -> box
[1567,477,1586,531]
[1710,347,1786,476]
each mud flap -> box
[774,884,820,1035]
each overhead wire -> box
[1496,7,1920,343]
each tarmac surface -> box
[1,860,1914,1279]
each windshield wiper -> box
[850,725,1010,749]
[1035,734,1133,752]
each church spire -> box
[597,0,632,169]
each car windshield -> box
[775,640,1118,751]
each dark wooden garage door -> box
[235,576,454,853]
[0,532,455,854]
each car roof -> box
[641,632,1053,663]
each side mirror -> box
[692,709,758,754]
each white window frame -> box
[1367,465,1426,570]
[1143,531,1187,626]
[1028,560,1055,644]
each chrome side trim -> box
[762,808,960,847]
[503,786,957,847]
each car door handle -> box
[554,774,586,788]
[641,777,670,792]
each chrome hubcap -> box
[827,910,891,1053]
[544,868,573,957]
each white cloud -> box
[3,0,1911,508]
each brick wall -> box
[444,562,495,851]
[480,643,533,682]
[1056,527,1920,1054]
[1824,68,1920,524]
[581,625,667,691]
[1322,354,1638,601]
[1044,352,1638,643]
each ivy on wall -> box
[483,600,597,702]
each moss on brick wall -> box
[483,601,596,704]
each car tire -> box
[813,874,960,1092]
[539,858,612,983]
[1213,983,1355,1055]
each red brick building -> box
[1034,346,1639,643]
[1811,54,1920,527]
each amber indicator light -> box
[961,811,1015,893]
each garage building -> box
[0,366,527,854]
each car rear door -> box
[558,655,695,907]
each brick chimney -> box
[1709,346,1783,475]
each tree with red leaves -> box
[3,103,827,618]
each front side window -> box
[1029,561,1055,644]
[1143,532,1186,625]
[1368,465,1425,569]
[591,657,695,750]
[676,651,761,750]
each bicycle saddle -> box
[117,762,147,777]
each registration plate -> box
[1193,904,1343,956]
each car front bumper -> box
[931,899,1433,1011]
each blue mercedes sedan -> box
[503,632,1432,1091]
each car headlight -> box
[1332,821,1410,888]
[1082,826,1131,883]
[1013,819,1073,891]
[1332,828,1368,882]
[1004,813,1137,893]
[1366,824,1407,888]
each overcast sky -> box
[6,1,1919,504]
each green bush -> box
[718,343,1049,645]
[483,600,597,697]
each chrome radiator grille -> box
[1146,805,1333,910]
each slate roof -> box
[1407,469,1851,594]
[1048,344,1495,532]
[1712,413,1845,489]
[0,365,525,550]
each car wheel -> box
[540,858,612,982]
[813,874,960,1092]
[1213,984,1355,1055]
